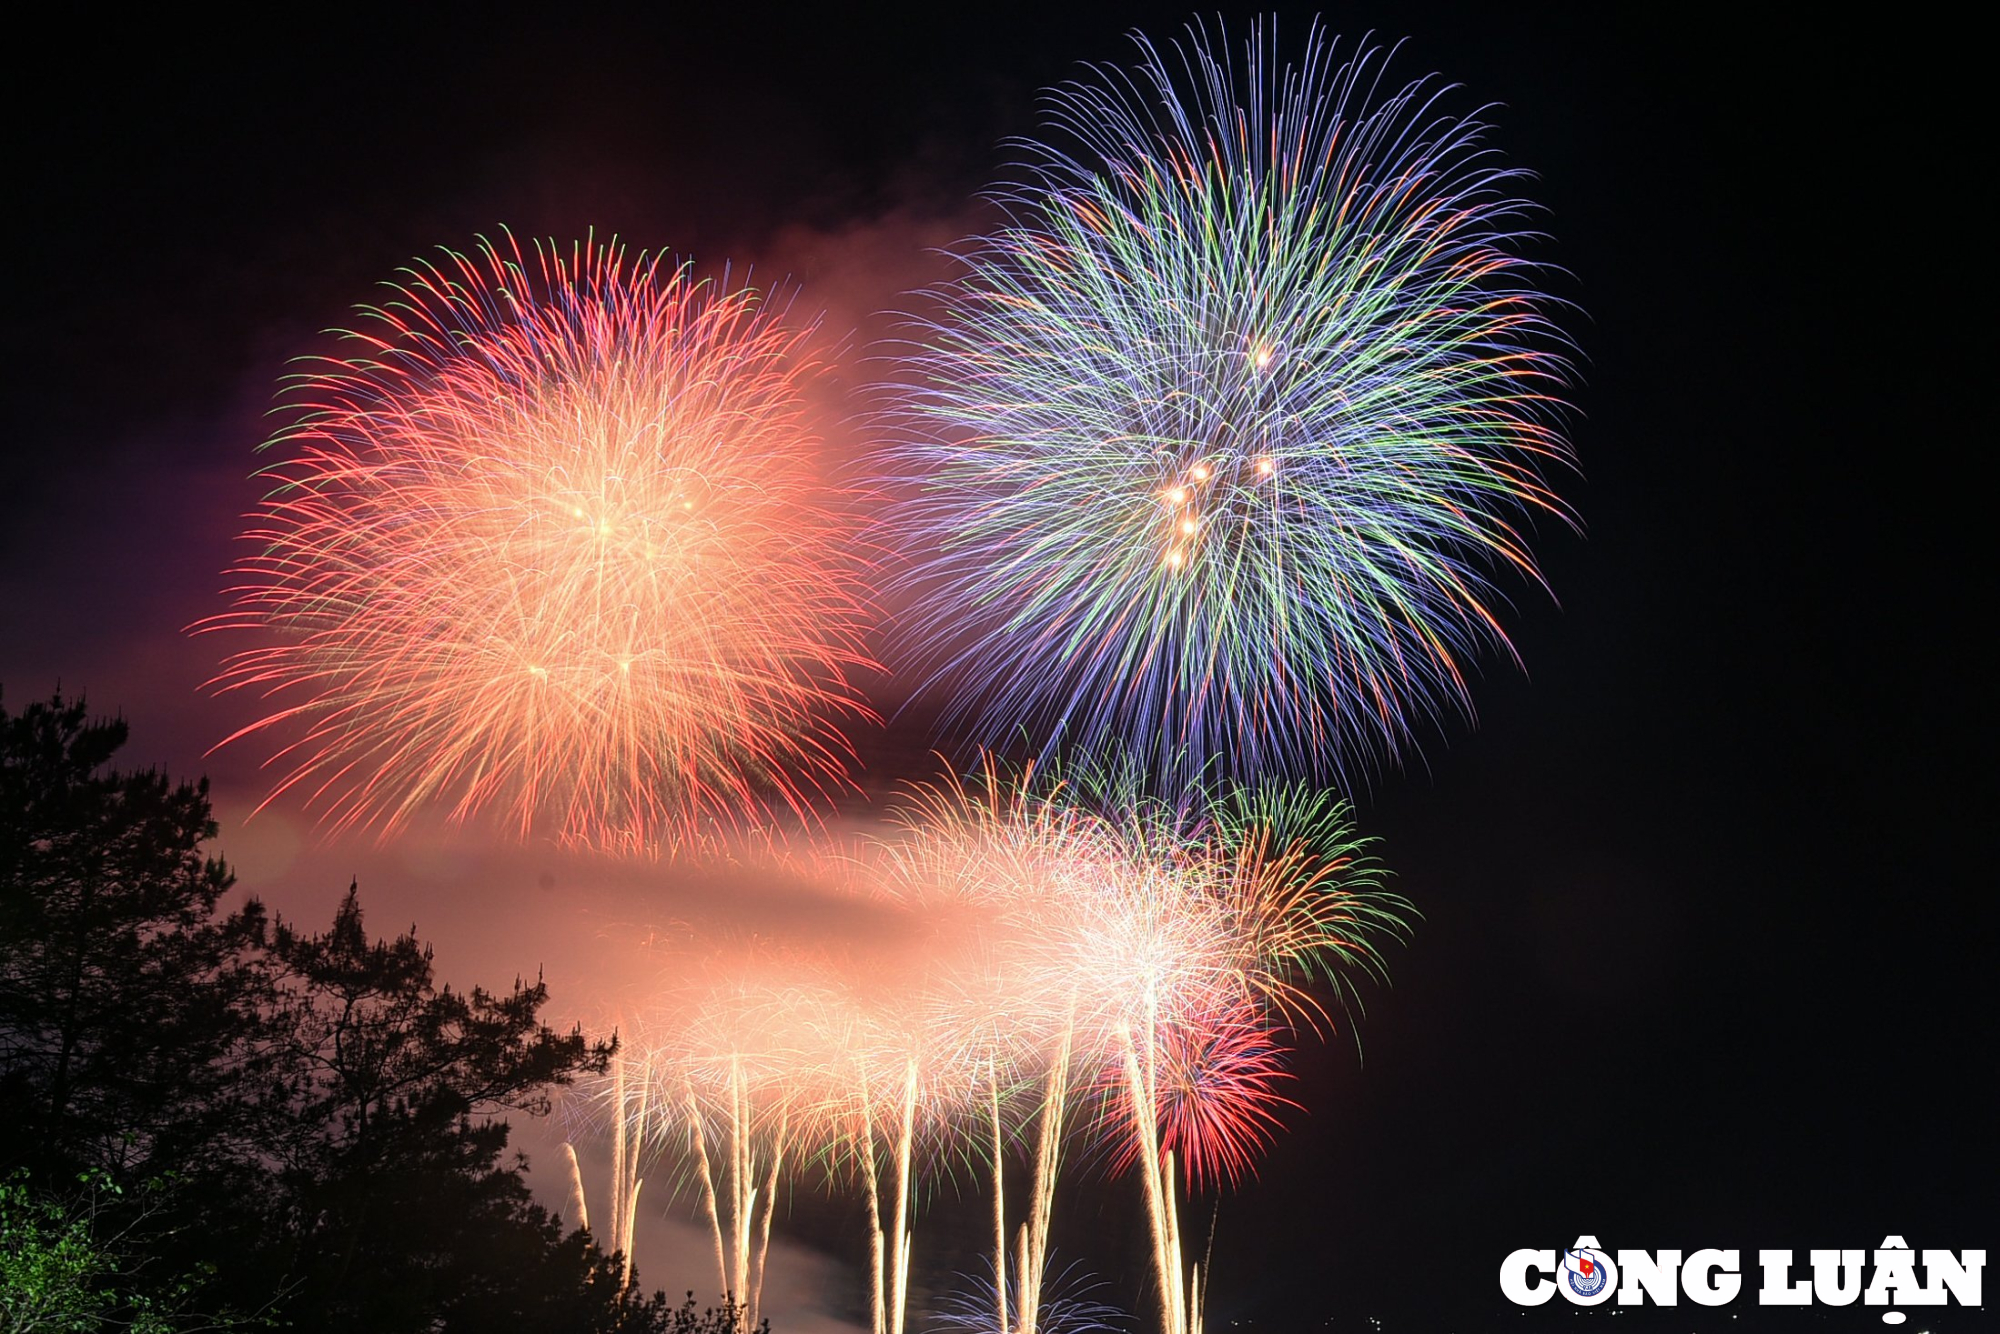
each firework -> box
[570,915,986,1334]
[203,231,874,852]
[1098,1003,1294,1192]
[565,964,839,1329]
[931,1260,1125,1334]
[561,763,1405,1334]
[889,22,1575,786]
[880,762,1406,1334]
[1048,774,1398,1334]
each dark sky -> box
[2,5,1989,1331]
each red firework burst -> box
[202,231,875,852]
[1101,1006,1299,1191]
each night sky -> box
[2,5,1989,1331]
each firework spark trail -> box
[1012,1020,1074,1334]
[562,1139,591,1234]
[202,230,875,853]
[672,967,839,1330]
[679,1072,730,1300]
[564,970,833,1329]
[889,21,1576,788]
[560,1036,655,1288]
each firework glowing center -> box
[1151,445,1285,572]
[207,235,873,851]
[392,321,791,724]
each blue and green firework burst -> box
[889,23,1577,785]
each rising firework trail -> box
[203,230,875,853]
[890,21,1577,787]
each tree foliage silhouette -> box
[0,691,722,1332]
[0,691,261,1183]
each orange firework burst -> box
[204,231,875,852]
